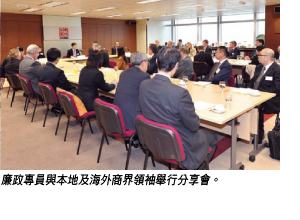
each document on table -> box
[65,73,77,76]
[192,81,212,86]
[194,101,215,111]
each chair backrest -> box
[56,90,79,117]
[109,60,117,68]
[93,98,126,135]
[193,61,210,77]
[39,83,58,106]
[191,72,196,81]
[128,63,132,68]
[63,55,67,59]
[228,74,235,87]
[135,115,185,163]
[19,76,34,96]
[242,66,250,82]
[6,74,21,89]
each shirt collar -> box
[264,61,274,74]
[219,59,227,65]
[156,73,171,79]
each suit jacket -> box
[139,74,209,169]
[66,49,80,58]
[173,55,194,80]
[205,59,232,86]
[228,47,240,59]
[147,53,158,75]
[77,67,115,111]
[204,46,212,55]
[113,66,150,130]
[19,56,42,94]
[249,49,256,60]
[275,51,280,60]
[37,52,45,59]
[100,50,110,68]
[88,47,93,56]
[112,47,117,55]
[249,55,260,66]
[250,63,280,113]
[4,59,21,75]
[193,51,214,70]
[38,62,76,93]
[117,57,129,70]
[1,56,10,78]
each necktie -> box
[253,66,266,89]
[209,62,220,79]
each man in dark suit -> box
[38,48,76,94]
[114,52,150,131]
[155,39,163,51]
[139,47,218,170]
[19,44,42,95]
[37,45,46,59]
[92,43,110,68]
[173,47,193,80]
[4,48,22,75]
[245,39,264,60]
[66,43,80,58]
[88,41,97,55]
[111,41,119,55]
[202,39,212,54]
[228,41,240,59]
[249,45,265,66]
[250,48,280,143]
[194,46,214,70]
[175,39,183,49]
[205,46,232,85]
[147,43,158,74]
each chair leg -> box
[168,163,172,170]
[31,97,39,122]
[55,109,63,135]
[150,152,156,167]
[205,158,210,170]
[10,90,16,107]
[76,119,86,155]
[43,105,49,127]
[25,98,30,115]
[125,136,134,170]
[97,132,106,163]
[105,133,109,145]
[143,150,150,170]
[6,86,10,98]
[88,119,93,134]
[124,140,128,151]
[24,96,28,111]
[64,117,70,141]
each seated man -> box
[228,41,240,59]
[38,48,77,94]
[139,47,218,170]
[92,43,110,68]
[88,41,97,55]
[194,46,214,70]
[147,43,158,75]
[66,43,80,58]
[250,48,280,144]
[173,47,193,80]
[4,48,22,75]
[167,40,173,47]
[205,46,232,85]
[175,39,183,49]
[245,39,264,60]
[19,44,42,95]
[113,52,150,130]
[249,45,265,66]
[202,39,212,55]
[37,45,46,59]
[111,41,119,55]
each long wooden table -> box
[59,59,275,169]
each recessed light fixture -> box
[94,7,116,11]
[136,17,151,19]
[161,14,179,17]
[132,11,152,14]
[21,8,43,12]
[106,14,122,17]
[136,0,162,4]
[39,1,68,7]
[70,11,87,15]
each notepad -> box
[192,81,212,86]
[194,101,215,111]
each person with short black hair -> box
[112,41,119,55]
[116,46,129,70]
[38,48,76,95]
[147,43,158,74]
[249,45,265,65]
[173,47,193,80]
[37,45,46,59]
[202,39,212,54]
[205,46,232,85]
[77,51,117,110]
[175,39,183,49]
[245,39,265,60]
[66,42,80,58]
[139,47,218,169]
[228,41,240,59]
[194,46,214,70]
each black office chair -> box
[193,61,210,81]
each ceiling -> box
[1,0,280,20]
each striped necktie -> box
[254,66,266,89]
[209,62,220,79]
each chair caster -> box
[239,165,245,170]
[249,155,255,162]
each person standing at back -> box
[19,44,42,95]
[114,52,150,130]
[139,47,218,169]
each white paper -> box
[194,101,215,111]
[192,81,212,86]
[65,73,77,76]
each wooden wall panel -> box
[265,4,280,51]
[105,25,112,53]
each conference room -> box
[0,0,280,170]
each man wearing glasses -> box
[250,48,280,144]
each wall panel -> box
[265,4,280,51]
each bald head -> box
[258,48,275,66]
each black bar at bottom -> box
[1,173,218,186]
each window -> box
[222,14,254,21]
[175,18,197,24]
[200,16,217,23]
[175,25,197,45]
[221,22,254,47]
[257,13,265,20]
[162,26,172,45]
[162,20,172,25]
[201,24,217,45]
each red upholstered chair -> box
[241,66,251,88]
[231,72,239,87]
[191,72,196,81]
[63,55,67,59]
[193,61,210,81]
[228,74,235,87]
[135,115,210,170]
[109,60,117,68]
[93,98,137,170]
[56,89,95,155]
[5,73,22,108]
[19,76,41,122]
[128,63,132,68]
[39,83,61,127]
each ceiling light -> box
[239,1,246,5]
[39,1,68,7]
[136,0,162,4]
[94,7,116,11]
[22,8,43,12]
[179,4,202,9]
[161,14,179,17]
[70,11,87,15]
[136,17,151,19]
[106,14,122,17]
[203,9,231,12]
[132,11,152,14]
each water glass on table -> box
[182,76,188,87]
[225,92,232,108]
[219,81,226,94]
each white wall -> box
[136,20,147,54]
[42,15,82,57]
[147,20,171,47]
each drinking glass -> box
[114,66,118,77]
[237,55,240,60]
[219,81,226,94]
[225,92,232,108]
[182,76,188,85]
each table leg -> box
[230,119,244,170]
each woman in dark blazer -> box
[77,51,117,111]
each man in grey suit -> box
[139,47,218,170]
[19,44,42,95]
[173,47,193,80]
